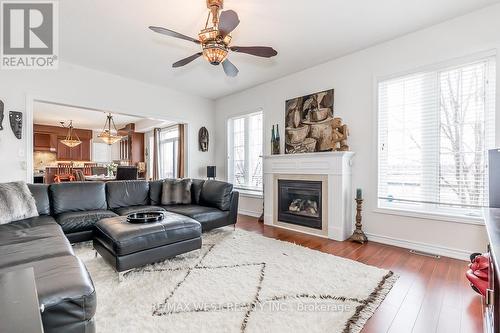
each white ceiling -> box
[60,0,500,99]
[33,101,175,132]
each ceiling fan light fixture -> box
[149,0,277,76]
[222,34,232,45]
[198,28,217,44]
[206,0,224,9]
[203,42,228,65]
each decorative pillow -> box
[161,179,193,205]
[199,180,233,211]
[149,180,163,205]
[191,179,205,204]
[0,181,39,224]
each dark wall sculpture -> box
[199,127,209,152]
[9,111,22,139]
[0,100,4,130]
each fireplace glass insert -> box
[278,179,322,229]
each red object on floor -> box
[466,253,489,296]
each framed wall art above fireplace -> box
[285,89,335,154]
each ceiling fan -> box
[149,0,278,77]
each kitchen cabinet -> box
[34,124,92,161]
[131,132,145,164]
[56,140,72,160]
[118,124,144,164]
[56,138,91,161]
[33,133,57,152]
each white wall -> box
[0,62,215,182]
[215,4,500,258]
[237,195,263,218]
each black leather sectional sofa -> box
[52,179,238,243]
[0,179,238,333]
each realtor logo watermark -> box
[1,1,58,69]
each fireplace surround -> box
[263,152,355,241]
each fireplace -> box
[278,179,322,229]
[264,152,354,240]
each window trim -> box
[373,50,497,223]
[373,207,485,226]
[226,108,264,194]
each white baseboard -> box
[365,232,475,261]
[238,209,261,218]
[234,210,475,260]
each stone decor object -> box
[0,100,4,130]
[9,111,22,139]
[285,89,349,154]
[332,117,350,151]
[198,126,209,152]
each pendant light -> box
[60,120,82,148]
[97,113,122,145]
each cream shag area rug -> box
[74,228,397,333]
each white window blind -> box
[227,111,263,193]
[378,56,496,217]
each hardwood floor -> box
[235,214,483,333]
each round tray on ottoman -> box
[126,212,164,224]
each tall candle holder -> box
[349,198,368,244]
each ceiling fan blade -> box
[230,46,278,58]
[218,10,240,37]
[222,59,239,77]
[172,52,203,68]
[149,26,200,44]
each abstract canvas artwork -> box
[285,89,343,154]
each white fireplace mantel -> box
[263,152,355,241]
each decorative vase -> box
[272,124,281,155]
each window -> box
[227,111,263,194]
[92,141,111,163]
[159,126,179,179]
[378,56,496,218]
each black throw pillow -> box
[199,180,233,211]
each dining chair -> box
[116,166,138,180]
[54,162,75,183]
[74,169,86,181]
[83,163,97,176]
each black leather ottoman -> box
[93,212,202,273]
